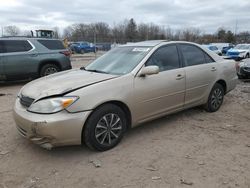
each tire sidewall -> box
[207,83,224,112]
[40,64,59,77]
[84,104,127,151]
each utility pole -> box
[234,19,238,43]
[94,26,97,59]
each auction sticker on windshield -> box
[132,48,151,52]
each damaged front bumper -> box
[13,98,91,149]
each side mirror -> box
[138,66,159,77]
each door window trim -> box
[1,39,35,54]
[144,44,182,72]
[177,43,215,67]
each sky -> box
[0,0,250,34]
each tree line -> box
[2,18,250,44]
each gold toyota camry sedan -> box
[13,40,237,151]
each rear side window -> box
[3,40,32,53]
[146,45,180,72]
[204,53,215,63]
[180,44,206,66]
[38,40,65,50]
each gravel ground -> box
[0,53,250,188]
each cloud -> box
[0,0,250,33]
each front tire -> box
[83,104,127,151]
[204,83,224,112]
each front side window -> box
[4,40,32,53]
[146,45,180,72]
[86,46,151,75]
[180,44,206,66]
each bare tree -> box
[4,25,20,36]
[53,27,60,39]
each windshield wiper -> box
[85,69,109,74]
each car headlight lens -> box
[28,96,78,114]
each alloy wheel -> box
[211,88,223,110]
[44,67,58,76]
[94,113,122,146]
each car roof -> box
[123,40,168,47]
[0,37,60,41]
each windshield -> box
[209,46,218,51]
[235,44,250,50]
[85,46,151,75]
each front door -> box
[133,44,186,123]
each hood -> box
[21,69,118,99]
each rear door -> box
[178,44,218,108]
[3,40,37,80]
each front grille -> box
[20,95,34,108]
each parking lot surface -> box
[0,53,250,188]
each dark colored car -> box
[222,46,234,55]
[70,42,96,54]
[236,60,250,79]
[0,38,72,81]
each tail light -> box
[235,62,240,71]
[60,50,71,57]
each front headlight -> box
[28,96,78,114]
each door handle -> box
[211,67,217,71]
[176,74,184,80]
[30,53,38,57]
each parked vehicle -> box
[14,41,237,151]
[236,59,250,79]
[202,45,222,56]
[222,45,234,55]
[226,44,250,60]
[70,41,96,54]
[0,38,71,81]
[211,43,234,55]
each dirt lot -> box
[0,53,250,188]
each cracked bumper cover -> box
[13,99,91,149]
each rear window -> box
[3,40,33,53]
[38,40,65,50]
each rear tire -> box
[204,83,224,112]
[80,49,85,54]
[40,64,60,77]
[83,104,127,151]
